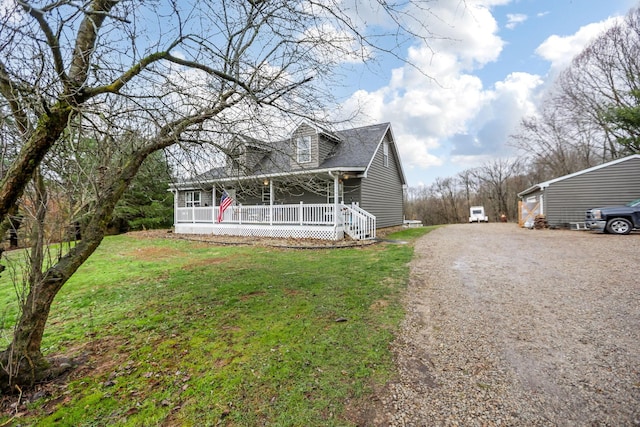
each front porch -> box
[174,203,376,241]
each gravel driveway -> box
[369,223,640,426]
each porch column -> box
[333,173,339,226]
[213,187,217,223]
[173,189,178,227]
[299,201,303,225]
[269,180,274,226]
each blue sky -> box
[338,0,638,187]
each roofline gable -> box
[363,123,407,186]
[297,120,342,143]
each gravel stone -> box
[371,223,640,426]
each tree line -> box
[405,7,640,226]
[404,158,528,224]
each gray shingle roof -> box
[321,122,390,169]
[187,122,392,183]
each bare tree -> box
[0,0,441,390]
[510,106,602,180]
[457,168,477,214]
[432,177,461,223]
[405,176,467,226]
[512,7,640,175]
[472,158,523,221]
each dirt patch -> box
[181,255,241,271]
[126,246,188,261]
[369,299,389,311]
[240,290,267,301]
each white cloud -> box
[417,1,505,71]
[450,72,543,157]
[342,0,510,172]
[505,13,527,30]
[535,17,621,72]
[395,134,444,170]
[0,0,14,10]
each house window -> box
[296,135,311,163]
[185,191,201,207]
[383,142,389,167]
[262,186,271,203]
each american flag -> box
[217,191,233,223]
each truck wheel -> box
[605,218,632,235]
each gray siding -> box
[202,191,213,207]
[343,180,362,205]
[544,157,640,226]
[360,135,404,228]
[235,191,262,205]
[318,135,336,164]
[270,186,324,204]
[240,186,326,205]
[239,182,363,206]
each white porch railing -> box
[176,203,337,225]
[175,203,376,240]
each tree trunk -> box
[0,147,159,392]
[0,103,73,224]
[0,278,65,390]
[0,207,115,391]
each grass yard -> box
[0,226,434,426]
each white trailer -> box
[469,206,488,223]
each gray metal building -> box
[518,155,640,228]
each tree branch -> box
[67,0,119,89]
[17,1,70,87]
[83,50,170,96]
[0,60,31,135]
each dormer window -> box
[296,135,311,163]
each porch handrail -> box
[340,203,376,240]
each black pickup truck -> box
[585,198,640,234]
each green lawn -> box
[0,227,434,426]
